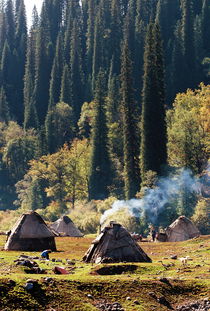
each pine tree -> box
[63,0,81,63]
[14,0,27,123]
[49,0,63,45]
[181,0,197,90]
[136,0,157,24]
[170,23,182,100]
[92,0,111,91]
[155,0,180,46]
[155,0,181,106]
[106,57,122,161]
[33,2,54,124]
[0,86,10,122]
[2,0,17,121]
[0,40,15,116]
[60,64,72,105]
[201,0,210,53]
[24,92,39,130]
[70,19,84,123]
[89,71,112,200]
[5,0,15,49]
[48,33,63,109]
[0,0,6,60]
[120,38,140,199]
[86,0,95,77]
[140,22,167,182]
[110,0,122,75]
[45,102,74,154]
[23,7,39,129]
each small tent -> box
[165,216,200,242]
[5,211,57,251]
[50,216,83,237]
[83,222,152,263]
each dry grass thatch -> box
[83,222,152,263]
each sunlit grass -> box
[0,234,209,311]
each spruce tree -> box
[48,33,63,109]
[92,1,111,91]
[0,40,14,116]
[201,0,210,53]
[120,38,140,199]
[60,64,72,105]
[89,71,112,200]
[33,2,54,124]
[86,0,95,78]
[106,57,122,161]
[110,0,122,75]
[2,0,17,121]
[140,22,167,182]
[181,0,196,90]
[14,0,27,123]
[23,8,39,129]
[63,0,81,63]
[70,19,84,123]
[0,86,10,122]
[5,0,15,49]
[171,21,185,98]
[0,1,6,60]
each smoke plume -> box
[100,169,202,225]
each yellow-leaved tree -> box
[167,83,210,173]
[16,139,90,219]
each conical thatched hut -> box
[5,211,57,251]
[50,216,83,237]
[165,216,200,242]
[83,222,152,263]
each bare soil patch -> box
[93,264,137,275]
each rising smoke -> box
[100,168,202,225]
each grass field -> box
[0,235,209,311]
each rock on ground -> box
[176,298,209,311]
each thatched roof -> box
[4,211,56,251]
[50,216,83,237]
[83,222,152,263]
[166,215,200,242]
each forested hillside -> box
[0,0,209,234]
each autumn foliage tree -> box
[167,83,210,173]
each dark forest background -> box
[0,0,209,234]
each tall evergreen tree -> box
[92,0,111,91]
[23,7,39,129]
[69,19,84,123]
[48,33,63,109]
[110,0,122,75]
[136,0,157,24]
[0,86,10,122]
[106,57,123,162]
[89,70,112,200]
[60,64,72,105]
[33,1,54,124]
[0,0,6,60]
[181,0,197,89]
[86,0,95,77]
[14,0,27,123]
[171,21,185,98]
[201,0,210,53]
[140,23,167,182]
[0,39,15,117]
[63,0,81,63]
[120,37,140,199]
[5,0,15,49]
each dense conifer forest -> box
[0,0,209,234]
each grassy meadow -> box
[0,234,209,311]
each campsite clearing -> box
[0,235,209,311]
